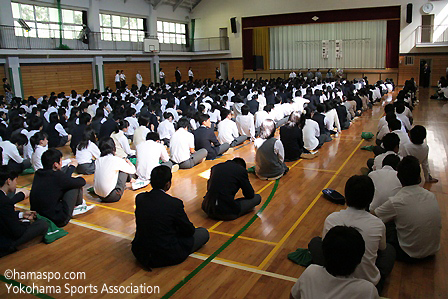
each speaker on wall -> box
[230,17,237,33]
[406,3,413,24]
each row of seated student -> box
[0,75,422,297]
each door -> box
[421,15,434,43]
[419,58,432,87]
[220,62,229,80]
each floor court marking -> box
[294,167,337,173]
[209,230,278,246]
[161,179,280,299]
[13,202,299,287]
[257,139,365,270]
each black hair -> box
[163,112,173,120]
[395,103,405,114]
[28,117,44,131]
[138,115,150,127]
[49,112,59,124]
[78,126,97,151]
[126,107,136,117]
[93,108,105,121]
[150,165,172,189]
[10,133,28,146]
[79,112,92,125]
[382,133,400,152]
[198,113,210,125]
[316,103,325,113]
[409,125,426,145]
[30,131,48,150]
[241,105,250,115]
[221,109,231,119]
[384,104,395,114]
[344,175,375,209]
[232,157,246,169]
[0,165,18,187]
[177,117,190,129]
[397,155,421,186]
[41,148,62,170]
[323,226,365,277]
[146,131,160,141]
[388,119,401,132]
[382,154,401,170]
[99,137,116,157]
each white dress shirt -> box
[0,140,23,165]
[303,119,320,151]
[157,119,175,140]
[373,150,399,171]
[235,114,255,139]
[324,109,341,132]
[124,116,139,136]
[218,118,239,144]
[368,165,402,211]
[31,145,47,171]
[170,128,195,164]
[291,265,378,299]
[399,142,431,181]
[136,140,169,180]
[323,207,387,285]
[375,185,441,258]
[254,111,269,129]
[94,154,136,197]
[75,141,100,165]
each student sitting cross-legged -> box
[30,149,93,227]
[169,117,207,169]
[132,165,209,268]
[217,109,248,147]
[0,166,48,258]
[291,226,379,299]
[94,137,136,203]
[308,175,395,295]
[202,157,261,221]
[194,113,231,160]
[136,132,178,183]
[75,126,100,175]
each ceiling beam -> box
[173,0,185,11]
[191,0,202,12]
[153,0,164,9]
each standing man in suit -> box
[193,114,230,160]
[0,166,48,258]
[175,67,182,85]
[422,63,431,88]
[202,158,261,220]
[132,165,209,268]
[215,67,221,80]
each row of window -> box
[11,2,187,44]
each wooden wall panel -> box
[398,54,448,87]
[159,59,244,83]
[21,63,93,98]
[103,61,151,90]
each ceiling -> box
[149,0,203,12]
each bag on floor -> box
[36,215,68,244]
[322,188,345,205]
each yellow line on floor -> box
[295,167,337,173]
[256,139,364,270]
[209,230,278,246]
[84,201,135,215]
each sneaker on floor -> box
[171,164,179,173]
[132,179,150,191]
[72,204,95,216]
[301,152,318,159]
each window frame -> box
[11,2,83,39]
[157,20,187,45]
[99,13,145,42]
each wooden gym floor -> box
[1,88,447,299]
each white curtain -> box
[270,20,387,69]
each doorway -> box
[220,62,229,80]
[419,58,432,87]
[421,14,434,43]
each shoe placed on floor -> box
[132,179,150,190]
[72,204,95,216]
[301,152,319,159]
[201,157,206,164]
[171,164,179,173]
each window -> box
[100,14,145,42]
[157,21,186,45]
[11,2,83,39]
[405,56,414,65]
